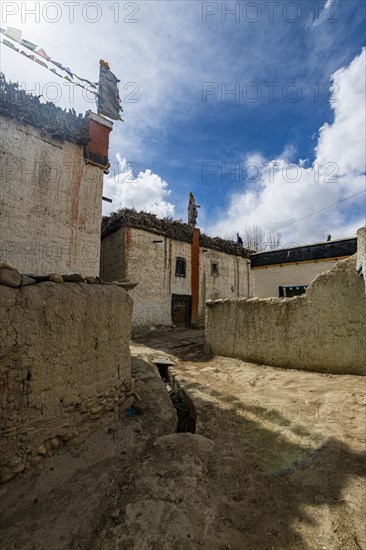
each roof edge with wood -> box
[102,208,250,258]
[0,74,89,145]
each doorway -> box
[171,294,192,327]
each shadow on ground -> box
[132,327,212,362]
[90,348,366,550]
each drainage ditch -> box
[154,361,196,434]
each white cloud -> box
[207,48,366,245]
[325,0,335,9]
[103,154,175,218]
[312,0,339,27]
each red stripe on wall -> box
[191,228,200,324]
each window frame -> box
[211,261,219,276]
[175,257,187,278]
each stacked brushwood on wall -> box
[101,210,253,327]
[102,208,250,258]
[102,209,194,243]
[0,76,106,276]
[0,74,89,144]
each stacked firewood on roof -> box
[0,73,89,145]
[102,208,250,258]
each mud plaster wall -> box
[356,226,366,295]
[101,227,254,326]
[125,228,192,326]
[199,249,252,319]
[0,116,103,276]
[206,256,366,375]
[0,283,132,483]
[101,227,192,325]
[100,227,125,282]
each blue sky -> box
[1,0,365,245]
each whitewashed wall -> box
[199,248,252,319]
[252,259,342,298]
[101,226,254,326]
[124,228,192,326]
[0,116,103,276]
[356,226,366,295]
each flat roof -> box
[250,237,357,267]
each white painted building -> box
[100,209,253,327]
[0,78,112,276]
[251,237,357,298]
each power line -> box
[272,189,366,232]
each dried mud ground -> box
[1,329,365,550]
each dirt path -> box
[168,354,366,549]
[1,330,365,550]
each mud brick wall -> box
[101,227,192,326]
[356,226,366,295]
[0,115,104,276]
[0,283,132,483]
[206,256,366,375]
[100,226,253,327]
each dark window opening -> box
[211,262,219,275]
[175,257,186,277]
[279,285,308,298]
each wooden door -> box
[171,294,192,327]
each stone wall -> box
[206,256,366,375]
[0,116,104,276]
[0,283,132,483]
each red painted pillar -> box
[191,228,200,324]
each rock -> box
[62,429,78,442]
[90,406,102,415]
[37,444,47,455]
[133,397,146,414]
[85,276,97,284]
[1,471,16,483]
[0,267,21,288]
[21,275,36,287]
[24,274,50,282]
[62,272,85,282]
[0,261,17,271]
[49,273,64,284]
[31,455,43,466]
[10,462,25,474]
[118,395,134,410]
[50,437,60,449]
[110,508,121,523]
[7,456,22,468]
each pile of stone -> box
[0,261,137,290]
